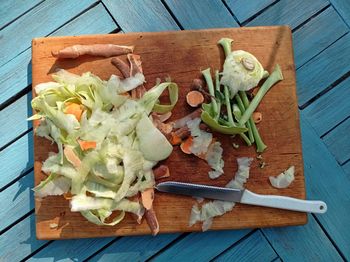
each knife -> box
[156,181,327,214]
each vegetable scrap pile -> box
[31,37,295,235]
[32,44,178,235]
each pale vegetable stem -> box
[215,70,221,121]
[239,64,283,126]
[202,68,218,116]
[240,91,266,152]
[239,91,255,143]
[234,95,252,146]
[224,86,234,126]
[218,38,233,58]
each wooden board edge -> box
[31,25,293,43]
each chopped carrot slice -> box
[78,140,97,151]
[180,136,193,154]
[63,192,73,200]
[169,132,182,145]
[64,102,84,121]
[186,90,204,107]
[253,112,262,124]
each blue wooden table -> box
[1,0,349,261]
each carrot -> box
[78,140,97,151]
[141,188,154,210]
[127,54,146,99]
[64,102,84,121]
[169,132,182,145]
[52,44,134,59]
[145,208,159,236]
[63,192,73,200]
[111,57,130,78]
[153,165,170,180]
[186,90,204,107]
[170,108,202,129]
[180,136,193,154]
[253,112,262,124]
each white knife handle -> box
[241,190,327,214]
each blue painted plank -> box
[0,93,32,149]
[0,171,34,232]
[300,114,350,259]
[224,0,275,23]
[102,0,179,32]
[89,234,180,262]
[0,0,42,29]
[0,0,97,68]
[214,231,277,262]
[263,215,342,261]
[152,230,250,261]
[0,214,48,261]
[164,0,239,29]
[303,77,350,136]
[0,131,33,189]
[342,161,350,176]
[0,3,117,149]
[0,3,117,106]
[330,0,350,26]
[27,237,114,262]
[323,117,350,165]
[247,0,328,29]
[51,3,117,36]
[293,6,348,68]
[297,33,350,107]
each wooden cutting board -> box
[32,26,306,240]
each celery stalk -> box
[215,70,221,121]
[224,86,234,126]
[239,91,255,143]
[218,38,233,58]
[202,68,218,116]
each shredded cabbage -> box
[31,68,178,227]
[269,166,295,189]
[33,173,70,198]
[190,157,253,231]
[186,118,224,179]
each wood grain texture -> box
[342,161,350,176]
[263,215,343,261]
[103,0,179,32]
[0,3,117,106]
[0,0,98,68]
[224,0,276,23]
[247,0,328,29]
[152,230,250,261]
[0,93,32,149]
[0,0,42,29]
[89,234,181,261]
[0,131,33,189]
[0,171,34,232]
[214,230,278,262]
[0,214,48,262]
[297,33,350,107]
[304,77,350,137]
[300,114,350,259]
[330,0,350,27]
[31,27,305,240]
[164,0,239,29]
[323,117,350,165]
[293,6,348,68]
[27,237,114,262]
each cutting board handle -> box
[241,190,327,214]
